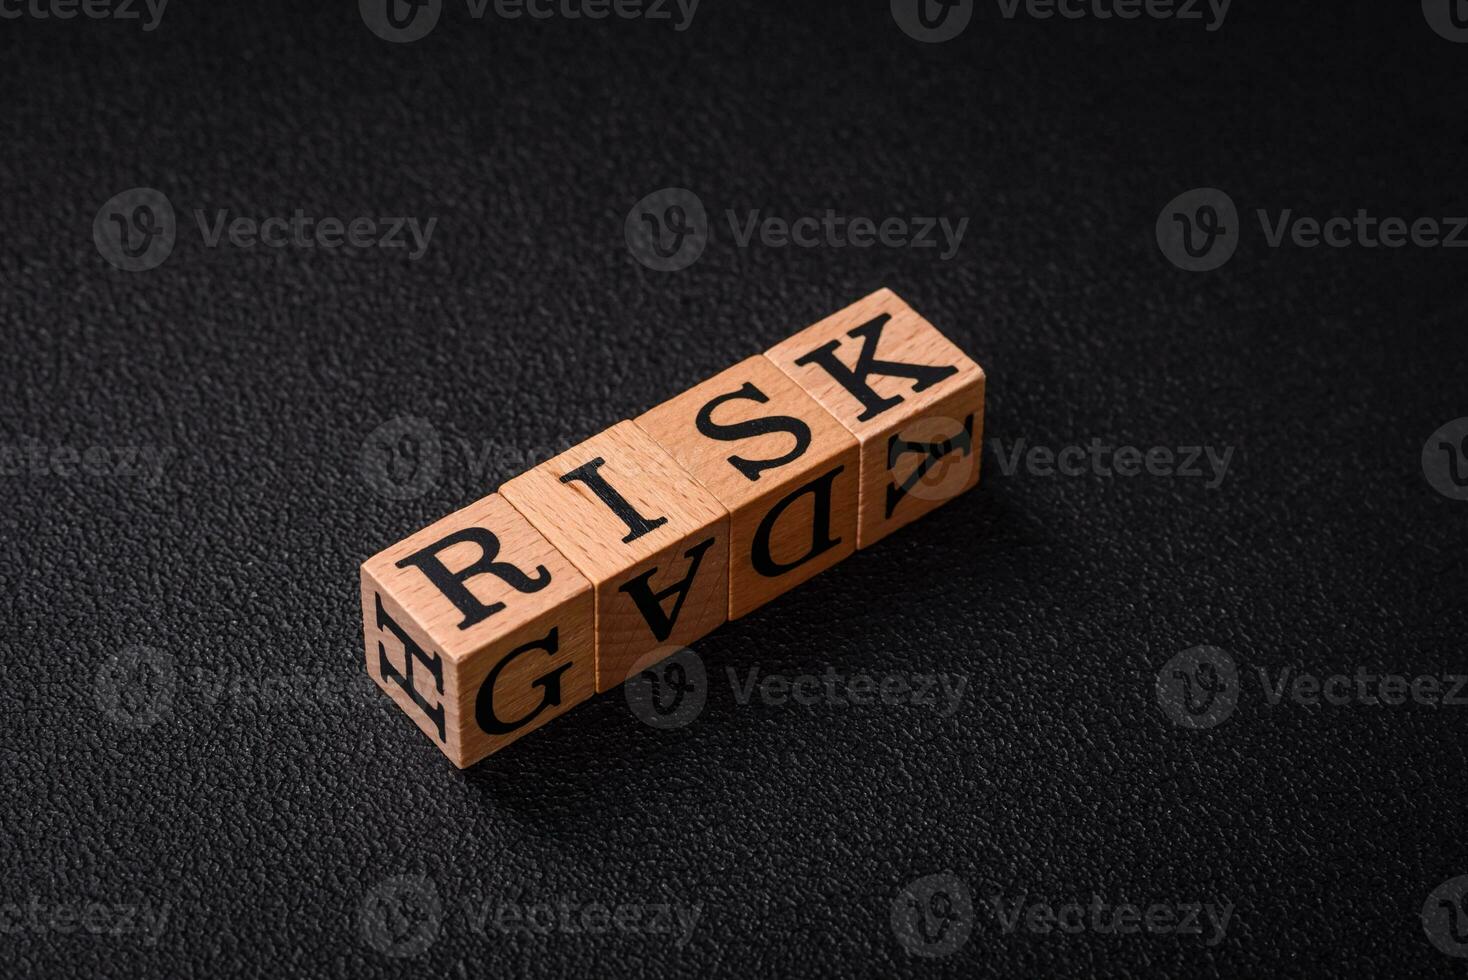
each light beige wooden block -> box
[360,493,594,767]
[500,421,730,692]
[765,288,985,549]
[635,355,858,620]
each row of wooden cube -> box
[361,288,987,767]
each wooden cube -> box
[500,421,730,692]
[360,493,595,767]
[765,289,985,549]
[636,356,858,619]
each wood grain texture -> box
[764,288,986,548]
[500,421,730,692]
[635,355,858,619]
[360,492,594,767]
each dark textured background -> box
[2,0,1465,976]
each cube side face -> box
[451,594,595,767]
[764,289,987,549]
[362,566,459,762]
[501,421,731,693]
[634,356,860,619]
[360,493,595,766]
[857,379,985,547]
[594,527,729,691]
[724,445,858,618]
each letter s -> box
[695,381,811,481]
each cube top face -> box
[635,355,860,619]
[499,420,728,582]
[361,493,591,662]
[635,355,858,508]
[500,421,731,691]
[764,288,985,443]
